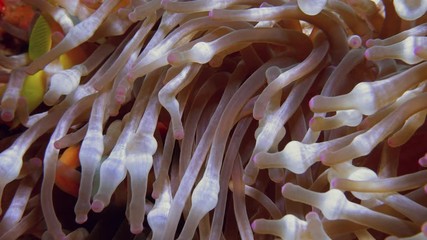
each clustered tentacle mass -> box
[0,0,426,239]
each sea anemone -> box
[0,0,426,239]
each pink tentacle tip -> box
[54,141,63,150]
[151,191,159,200]
[91,200,105,213]
[422,222,427,236]
[250,220,258,230]
[167,52,181,65]
[364,49,373,60]
[93,80,103,91]
[253,110,263,121]
[131,224,143,235]
[308,117,315,127]
[115,86,127,104]
[365,39,375,48]
[75,215,88,224]
[319,151,330,164]
[1,110,14,122]
[308,97,316,110]
[348,36,362,48]
[173,128,184,140]
[387,138,397,148]
[281,183,292,195]
[128,12,137,22]
[418,155,427,167]
[330,178,338,189]
[252,154,259,166]
[126,71,136,85]
[368,65,379,78]
[305,211,318,220]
